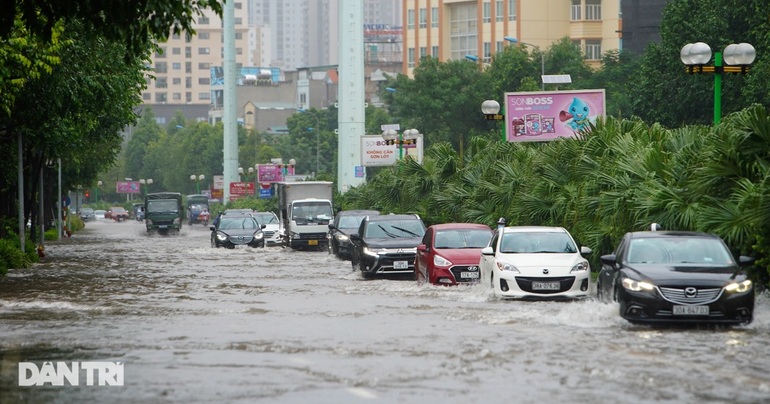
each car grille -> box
[514,276,575,294]
[450,265,480,283]
[376,252,416,273]
[659,287,722,305]
[263,230,275,238]
[229,236,253,245]
[298,232,327,240]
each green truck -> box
[145,192,183,233]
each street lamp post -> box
[505,37,544,90]
[680,42,755,124]
[190,174,204,194]
[139,179,153,196]
[481,100,505,141]
[95,180,102,203]
[382,128,419,160]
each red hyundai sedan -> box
[415,223,493,285]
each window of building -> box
[420,47,427,58]
[185,62,192,73]
[235,2,241,9]
[585,0,601,20]
[198,47,210,55]
[199,32,210,40]
[185,33,192,43]
[483,42,491,59]
[198,17,209,24]
[172,62,181,70]
[198,62,210,70]
[235,32,242,40]
[172,47,181,55]
[198,77,210,85]
[236,47,242,55]
[449,4,478,61]
[483,1,491,23]
[173,78,181,85]
[186,77,192,88]
[585,39,602,60]
[408,47,415,68]
[185,46,191,58]
[571,0,581,21]
[186,92,192,103]
[142,92,151,101]
[431,7,438,27]
[155,93,167,103]
[496,1,504,21]
[155,77,167,88]
[199,92,211,100]
[432,46,439,58]
[172,93,181,101]
[407,9,414,29]
[154,62,167,73]
[235,17,242,25]
[171,33,181,40]
[155,47,166,58]
[509,0,516,20]
[496,41,504,53]
[419,8,427,28]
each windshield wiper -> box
[391,225,420,237]
[377,224,400,238]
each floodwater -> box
[1,219,769,403]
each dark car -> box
[328,210,380,259]
[597,227,755,325]
[350,214,426,279]
[415,223,493,285]
[210,215,266,249]
[79,207,95,222]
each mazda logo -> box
[542,269,549,275]
[238,236,244,240]
[684,287,697,298]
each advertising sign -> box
[257,164,294,183]
[229,182,255,195]
[213,175,224,190]
[361,134,423,166]
[116,181,141,194]
[504,89,605,142]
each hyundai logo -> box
[467,266,479,271]
[684,287,697,298]
[542,269,549,275]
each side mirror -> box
[416,244,427,252]
[261,224,266,229]
[738,256,755,267]
[328,224,336,230]
[580,246,592,256]
[600,254,617,267]
[349,233,361,242]
[481,246,494,256]
[209,226,215,231]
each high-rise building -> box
[402,0,621,75]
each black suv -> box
[350,214,426,278]
[328,209,380,259]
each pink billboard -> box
[504,89,605,142]
[257,164,295,183]
[116,181,141,194]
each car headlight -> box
[362,247,381,257]
[495,262,519,273]
[724,280,752,293]
[621,277,655,292]
[433,255,452,267]
[253,232,264,239]
[216,233,228,241]
[336,234,349,241]
[570,261,590,273]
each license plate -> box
[532,281,560,290]
[159,225,168,229]
[460,272,479,279]
[673,305,709,315]
[394,261,408,269]
[308,240,318,246]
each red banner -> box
[229,182,255,195]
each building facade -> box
[402,0,621,75]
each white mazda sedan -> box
[480,226,592,299]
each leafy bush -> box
[0,239,31,275]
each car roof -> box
[627,230,720,239]
[429,223,491,231]
[365,214,420,222]
[337,210,380,216]
[502,226,568,233]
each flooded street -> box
[1,219,769,403]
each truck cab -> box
[277,182,334,250]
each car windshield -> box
[292,202,333,223]
[434,229,492,249]
[147,200,178,212]
[500,231,577,253]
[81,208,94,214]
[112,208,126,213]
[338,215,366,229]
[253,213,278,225]
[627,237,735,265]
[365,220,425,239]
[219,217,258,230]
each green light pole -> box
[680,42,755,124]
[95,180,102,203]
[190,174,204,194]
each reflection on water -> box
[0,220,769,402]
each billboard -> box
[504,89,605,142]
[257,164,294,183]
[360,134,423,166]
[116,181,141,194]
